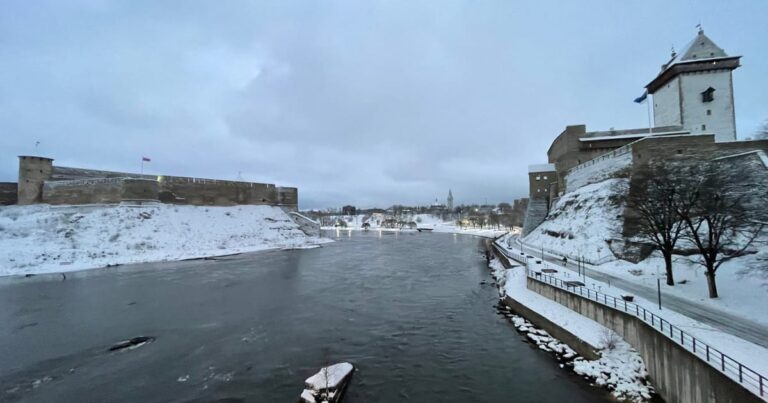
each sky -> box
[1,1,766,209]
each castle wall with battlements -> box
[11,156,299,209]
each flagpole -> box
[141,159,144,175]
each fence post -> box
[739,365,743,382]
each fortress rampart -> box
[11,156,299,210]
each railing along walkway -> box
[526,269,767,400]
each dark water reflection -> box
[0,230,611,402]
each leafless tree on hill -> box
[675,164,766,298]
[627,166,692,286]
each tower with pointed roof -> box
[646,28,740,142]
[446,189,453,211]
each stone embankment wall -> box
[0,183,17,205]
[521,199,548,237]
[289,212,320,236]
[527,277,761,403]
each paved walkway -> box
[505,238,768,349]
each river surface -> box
[0,230,611,402]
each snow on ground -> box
[489,260,654,401]
[0,204,330,276]
[565,150,631,192]
[594,251,768,328]
[323,213,507,238]
[523,178,627,263]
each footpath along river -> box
[0,230,612,402]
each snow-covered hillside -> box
[524,178,628,262]
[564,151,631,192]
[0,204,328,276]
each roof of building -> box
[528,163,556,173]
[669,29,728,65]
[579,130,690,142]
[646,29,740,93]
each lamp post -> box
[656,263,662,310]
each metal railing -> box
[526,269,767,399]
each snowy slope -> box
[564,151,631,193]
[0,204,328,276]
[524,178,628,262]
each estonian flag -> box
[142,156,151,162]
[634,91,648,104]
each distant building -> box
[447,189,454,211]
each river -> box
[0,230,611,402]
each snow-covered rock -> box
[301,362,354,403]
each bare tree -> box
[627,166,691,285]
[676,165,765,298]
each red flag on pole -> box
[142,157,151,162]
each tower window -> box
[706,109,711,115]
[702,124,706,131]
[701,87,715,103]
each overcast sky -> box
[1,1,766,209]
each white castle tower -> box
[447,189,454,211]
[646,28,740,142]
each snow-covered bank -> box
[523,178,627,263]
[489,260,654,402]
[322,213,507,238]
[0,204,331,276]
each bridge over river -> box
[0,231,612,402]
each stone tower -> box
[17,155,54,205]
[646,28,740,142]
[447,189,453,211]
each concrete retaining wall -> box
[527,277,761,403]
[0,182,17,205]
[502,295,599,360]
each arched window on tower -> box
[701,87,715,103]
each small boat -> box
[299,362,354,403]
[416,228,434,232]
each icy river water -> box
[0,230,612,402]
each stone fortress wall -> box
[0,182,17,205]
[13,156,298,210]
